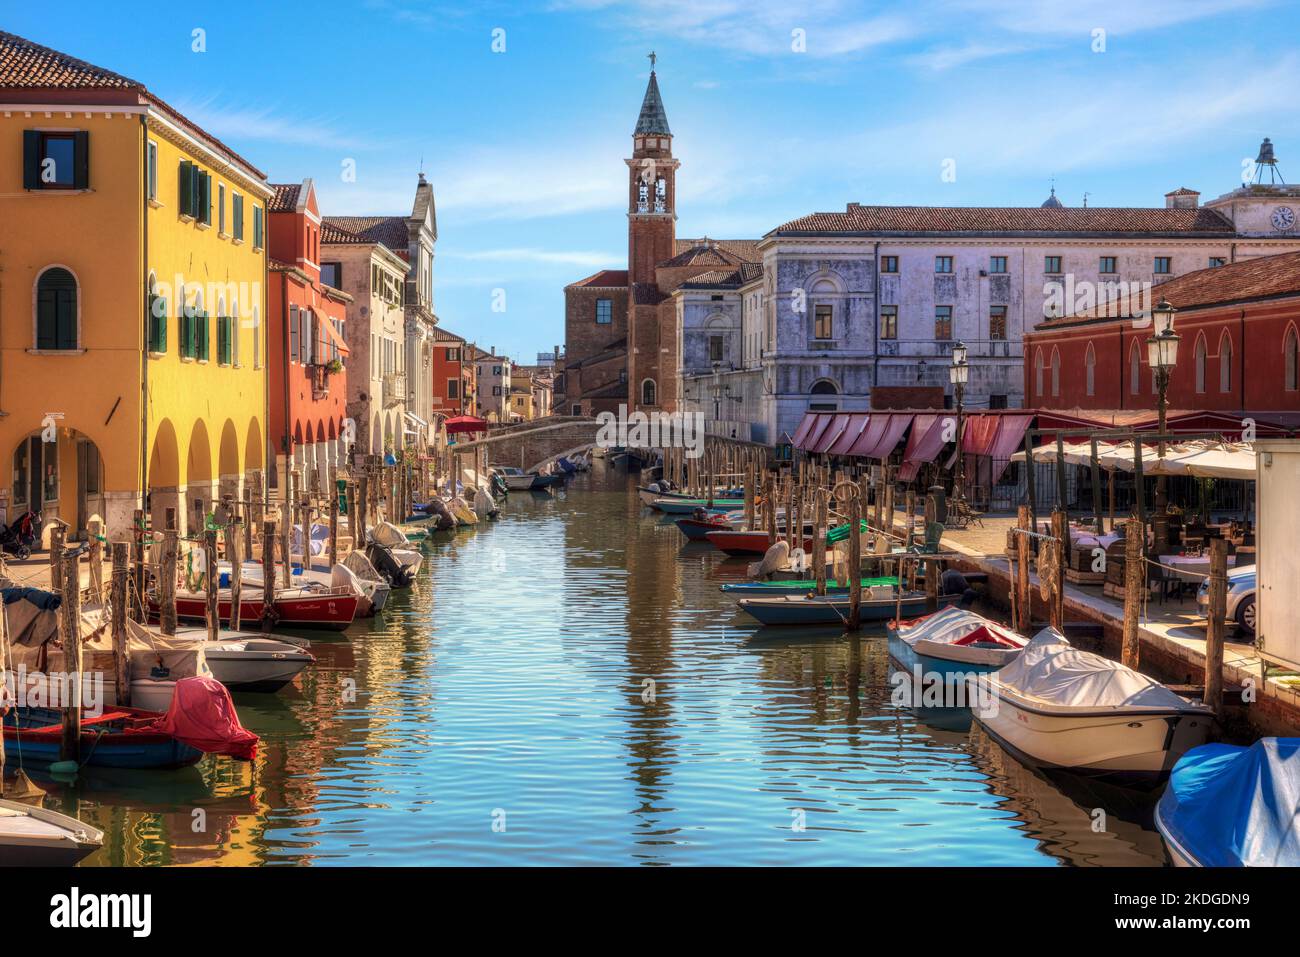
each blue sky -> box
[7,0,1299,361]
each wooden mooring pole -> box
[110,541,130,708]
[262,519,277,633]
[1122,510,1143,668]
[204,528,219,641]
[58,548,82,763]
[1204,537,1228,719]
[847,492,862,631]
[159,523,179,637]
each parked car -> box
[1197,564,1256,636]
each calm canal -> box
[43,464,1166,865]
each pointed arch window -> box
[1194,333,1207,394]
[1034,348,1044,397]
[1129,340,1140,395]
[1050,346,1061,397]
[1219,332,1232,393]
[1084,341,1096,396]
[1286,325,1299,391]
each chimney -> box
[1164,187,1200,209]
[847,202,862,213]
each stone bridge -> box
[451,416,602,473]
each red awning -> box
[800,414,835,452]
[790,413,819,449]
[811,414,851,453]
[445,415,488,434]
[987,415,1033,484]
[861,413,912,460]
[960,414,1002,457]
[847,414,891,457]
[826,413,871,455]
[898,414,948,481]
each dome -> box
[1041,187,1063,209]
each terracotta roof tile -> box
[323,216,409,255]
[568,269,628,288]
[632,282,667,305]
[770,205,1236,237]
[430,326,466,343]
[0,30,138,88]
[1039,249,1300,328]
[268,183,301,212]
[674,238,761,262]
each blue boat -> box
[721,576,897,596]
[1155,738,1300,866]
[736,590,959,626]
[3,705,203,770]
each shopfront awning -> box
[445,415,488,435]
[850,413,912,460]
[826,413,871,456]
[791,413,819,449]
[800,414,835,452]
[811,414,851,454]
[405,411,429,429]
[898,414,947,482]
[320,316,351,356]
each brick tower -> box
[626,58,680,411]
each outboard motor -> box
[365,542,415,588]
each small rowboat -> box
[651,497,745,515]
[0,798,104,865]
[3,705,203,770]
[887,607,1028,681]
[737,590,959,626]
[705,530,814,556]
[155,586,359,632]
[676,515,735,541]
[720,575,898,596]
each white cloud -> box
[173,96,370,151]
[445,248,622,267]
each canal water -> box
[32,464,1167,866]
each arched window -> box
[35,266,78,350]
[810,379,839,395]
[641,378,657,406]
[1286,325,1299,391]
[1219,332,1232,393]
[1194,333,1207,393]
[1129,340,1140,395]
[1050,346,1061,397]
[1084,341,1096,396]
[1034,348,1044,397]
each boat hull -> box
[1153,801,1200,866]
[653,498,744,515]
[676,517,731,541]
[975,694,1212,787]
[887,631,1010,679]
[158,592,358,632]
[738,592,958,626]
[3,707,203,770]
[706,530,813,556]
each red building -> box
[267,179,352,490]
[1024,250,1300,434]
[430,325,468,421]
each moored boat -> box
[705,529,813,556]
[177,628,315,693]
[3,704,204,769]
[887,606,1028,679]
[676,513,736,541]
[737,588,959,626]
[1154,737,1300,867]
[975,628,1214,786]
[650,497,745,515]
[0,798,104,865]
[720,575,897,596]
[159,586,359,631]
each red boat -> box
[676,515,732,541]
[704,530,814,556]
[152,587,359,631]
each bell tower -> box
[626,54,679,288]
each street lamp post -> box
[711,360,723,421]
[949,341,969,505]
[1147,299,1180,553]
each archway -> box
[244,416,264,500]
[148,418,181,533]
[12,427,106,544]
[185,419,213,534]
[218,418,241,504]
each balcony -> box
[876,338,1022,360]
[383,372,407,408]
[310,364,330,399]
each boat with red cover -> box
[3,704,203,770]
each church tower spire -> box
[626,55,679,287]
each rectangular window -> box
[880,305,898,339]
[196,312,209,361]
[218,315,233,366]
[935,256,953,274]
[22,130,87,190]
[446,347,460,361]
[989,256,1007,274]
[148,294,167,354]
[232,194,245,241]
[178,161,195,217]
[988,394,1008,409]
[218,183,226,234]
[147,141,158,201]
[1044,255,1063,274]
[880,255,898,273]
[493,386,502,396]
[814,304,833,339]
[1209,256,1226,268]
[934,305,953,340]
[1099,255,1117,274]
[289,305,300,363]
[321,262,342,287]
[253,206,264,250]
[595,299,612,324]
[448,379,460,400]
[301,309,314,365]
[709,334,724,362]
[1154,256,1171,274]
[989,305,1007,340]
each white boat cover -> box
[343,549,383,584]
[370,521,411,547]
[330,562,372,615]
[449,497,478,526]
[994,627,1209,713]
[747,540,790,579]
[896,606,1025,650]
[473,487,496,520]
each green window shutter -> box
[73,131,89,190]
[200,173,212,225]
[234,196,243,240]
[200,313,210,361]
[178,161,191,215]
[253,206,263,248]
[157,299,168,353]
[23,130,42,190]
[179,311,189,357]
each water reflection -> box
[6,462,1165,866]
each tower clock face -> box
[1271,206,1295,231]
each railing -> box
[383,373,406,408]
[877,338,1023,359]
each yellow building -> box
[0,32,270,540]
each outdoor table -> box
[1157,553,1239,583]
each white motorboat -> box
[492,466,541,491]
[0,798,103,866]
[887,606,1028,678]
[177,627,316,693]
[976,628,1213,785]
